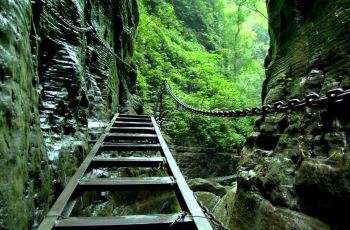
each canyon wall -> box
[231,0,350,229]
[0,0,139,229]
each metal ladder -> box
[38,114,212,230]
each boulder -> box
[188,178,227,196]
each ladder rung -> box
[110,127,155,134]
[116,117,152,122]
[118,114,151,118]
[113,121,153,127]
[78,177,175,190]
[54,214,194,229]
[91,157,166,168]
[37,114,212,230]
[100,143,161,151]
[105,133,157,141]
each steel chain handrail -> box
[163,80,350,118]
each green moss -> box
[108,60,120,114]
[0,0,139,228]
[56,146,85,186]
[195,191,220,210]
[231,190,263,230]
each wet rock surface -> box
[232,0,350,229]
[213,185,237,228]
[0,0,139,229]
[72,190,180,217]
[232,189,329,230]
[194,191,221,211]
[194,183,237,228]
[35,0,139,164]
[0,1,51,228]
[173,146,239,178]
[188,178,227,196]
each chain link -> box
[169,211,188,228]
[163,80,350,118]
[193,192,230,230]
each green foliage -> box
[135,0,268,151]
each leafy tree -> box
[135,0,268,151]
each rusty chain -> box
[163,80,350,118]
[169,193,229,229]
[42,0,350,117]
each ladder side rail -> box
[38,113,120,230]
[151,117,213,230]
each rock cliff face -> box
[174,146,239,179]
[0,1,49,228]
[232,0,350,229]
[0,0,139,229]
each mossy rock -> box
[188,178,227,196]
[213,184,237,228]
[194,191,220,211]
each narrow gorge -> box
[0,0,349,229]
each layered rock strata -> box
[232,0,350,229]
[0,0,139,229]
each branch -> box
[242,4,268,20]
